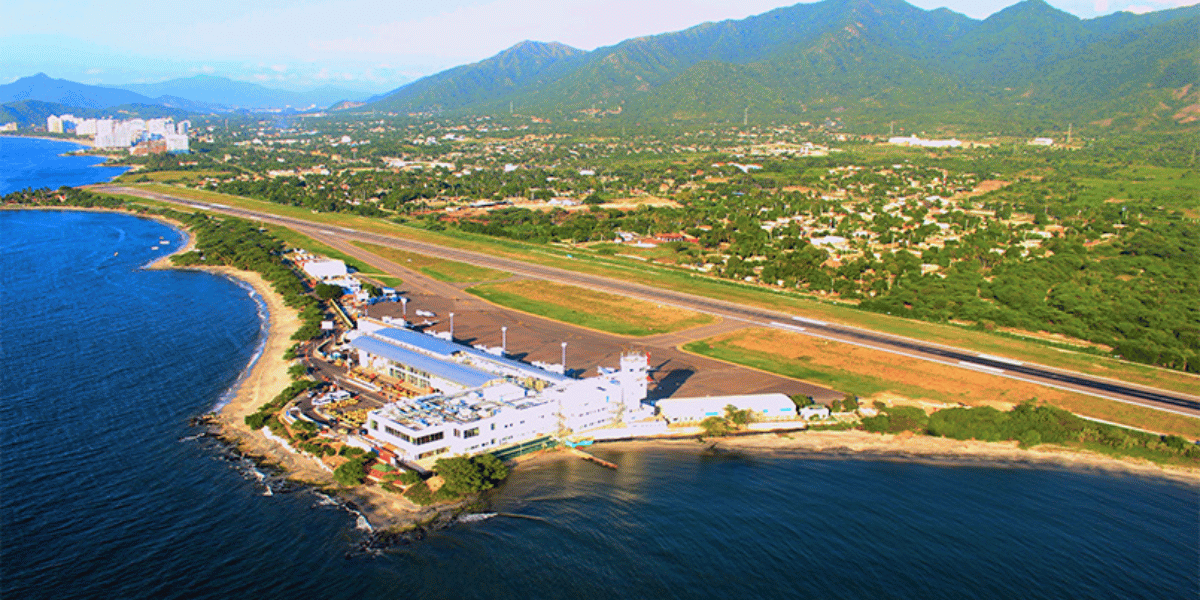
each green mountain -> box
[358,0,1200,132]
[363,41,587,114]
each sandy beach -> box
[587,430,1200,484]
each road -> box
[100,185,1200,418]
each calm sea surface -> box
[1,139,1197,599]
[0,136,129,194]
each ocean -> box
[1,137,1196,599]
[0,136,129,194]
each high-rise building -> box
[94,119,116,148]
[46,115,63,133]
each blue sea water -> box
[0,136,130,194]
[1,146,1197,599]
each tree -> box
[314,283,343,300]
[287,363,307,380]
[434,454,509,497]
[724,404,752,426]
[333,459,366,487]
[842,394,860,412]
[700,416,732,437]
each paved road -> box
[101,185,1200,418]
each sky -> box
[2,0,1196,93]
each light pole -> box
[501,326,508,354]
[449,312,455,339]
[401,297,408,316]
[561,341,567,372]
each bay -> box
[0,136,130,194]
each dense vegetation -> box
[434,454,509,497]
[861,402,1200,464]
[359,0,1199,131]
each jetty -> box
[568,447,617,469]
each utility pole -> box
[890,121,894,136]
[1067,123,1073,145]
[509,101,513,115]
[743,107,749,127]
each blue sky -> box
[2,0,1195,92]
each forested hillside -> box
[358,0,1200,132]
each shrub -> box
[398,470,423,485]
[700,416,732,437]
[404,481,434,505]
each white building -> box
[656,393,799,423]
[888,136,962,148]
[799,405,831,420]
[353,326,652,463]
[75,119,97,136]
[301,259,348,280]
[94,120,116,148]
[47,115,63,133]
[164,133,189,153]
[1030,137,1054,146]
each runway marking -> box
[769,322,806,332]
[976,353,1023,366]
[792,316,828,326]
[958,360,1006,375]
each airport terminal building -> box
[348,324,652,462]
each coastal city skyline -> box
[3,0,1196,92]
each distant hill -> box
[116,75,371,110]
[0,99,193,128]
[0,73,156,109]
[356,0,1200,132]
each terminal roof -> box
[350,335,498,389]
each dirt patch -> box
[949,179,1010,202]
[469,279,714,336]
[601,195,681,209]
[1172,103,1200,124]
[995,326,1113,352]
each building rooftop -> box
[372,327,569,384]
[350,335,498,389]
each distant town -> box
[45,114,190,154]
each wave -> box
[457,512,498,524]
[209,278,270,413]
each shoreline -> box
[0,133,96,148]
[12,205,1196,534]
[584,430,1200,485]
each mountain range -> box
[116,76,370,110]
[0,73,373,125]
[355,0,1200,132]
